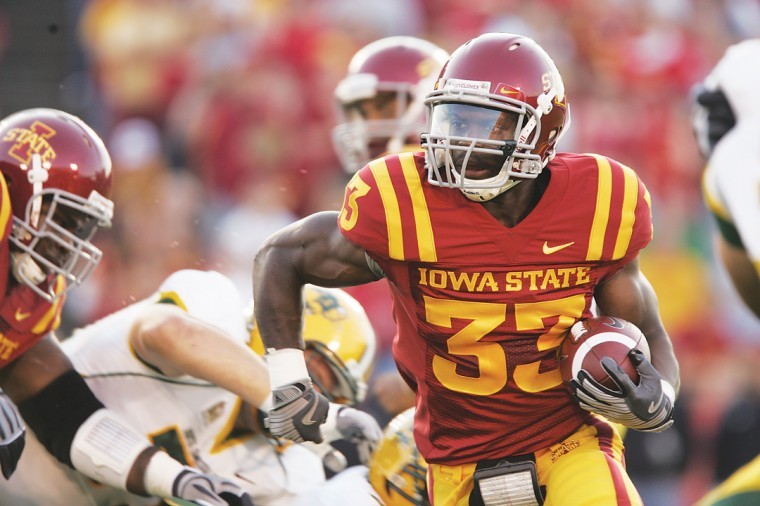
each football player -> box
[253,33,680,505]
[369,407,429,506]
[0,109,249,505]
[691,39,760,506]
[332,35,450,174]
[0,269,381,505]
[691,38,760,320]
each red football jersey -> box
[0,173,65,367]
[338,151,653,465]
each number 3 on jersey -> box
[426,293,585,395]
[339,173,371,231]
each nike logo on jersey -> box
[542,241,575,255]
[301,399,321,425]
[15,309,31,321]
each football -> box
[558,316,651,389]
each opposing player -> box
[369,407,429,506]
[254,33,680,505]
[0,109,249,505]
[691,39,760,506]
[0,269,381,505]
[691,39,760,319]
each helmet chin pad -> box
[460,178,522,202]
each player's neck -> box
[481,171,550,228]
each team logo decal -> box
[3,121,57,166]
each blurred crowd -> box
[2,0,760,504]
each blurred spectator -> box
[713,352,760,483]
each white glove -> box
[322,404,382,465]
[172,467,254,506]
[570,349,675,432]
[0,391,25,479]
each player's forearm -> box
[252,212,377,350]
[253,226,311,351]
[142,315,272,408]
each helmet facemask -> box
[423,97,546,202]
[333,79,420,173]
[10,188,114,301]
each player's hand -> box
[172,467,254,506]
[0,391,25,479]
[332,406,382,465]
[570,350,674,432]
[268,379,329,443]
[692,84,736,158]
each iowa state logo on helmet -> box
[2,121,57,166]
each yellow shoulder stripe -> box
[32,275,66,334]
[612,164,640,260]
[701,169,730,221]
[587,155,613,261]
[587,155,641,261]
[370,155,437,262]
[0,174,11,236]
[399,153,437,262]
[369,158,404,260]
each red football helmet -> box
[421,33,570,202]
[332,36,449,173]
[0,108,114,300]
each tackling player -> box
[691,39,760,506]
[0,109,249,505]
[0,269,381,505]
[253,33,680,505]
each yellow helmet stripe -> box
[399,153,437,262]
[369,158,405,260]
[612,164,640,260]
[587,154,613,261]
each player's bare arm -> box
[570,257,680,432]
[253,211,382,446]
[253,211,378,351]
[130,304,271,409]
[593,257,680,392]
[0,335,74,402]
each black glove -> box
[267,379,329,443]
[172,467,254,506]
[570,349,674,432]
[0,391,25,479]
[692,84,736,158]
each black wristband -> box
[17,368,104,467]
